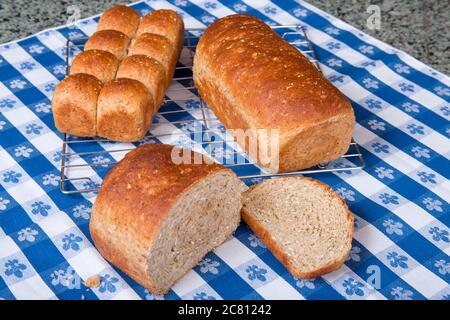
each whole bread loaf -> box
[193,14,355,173]
[52,6,184,141]
[90,144,242,295]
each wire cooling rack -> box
[59,25,365,194]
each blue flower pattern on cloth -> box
[372,142,390,153]
[383,219,404,236]
[402,102,420,113]
[399,83,415,92]
[417,172,436,184]
[62,233,83,251]
[434,86,450,96]
[31,201,51,216]
[365,98,382,109]
[411,146,430,158]
[439,106,450,117]
[52,151,62,162]
[363,78,379,89]
[4,259,27,278]
[0,98,16,109]
[346,246,361,262]
[204,1,217,9]
[329,75,344,83]
[3,170,22,183]
[42,173,59,186]
[379,193,399,205]
[248,234,266,248]
[72,205,91,220]
[50,266,80,289]
[368,119,386,131]
[17,227,39,242]
[394,63,410,74]
[391,287,413,300]
[193,292,216,300]
[185,99,200,109]
[375,167,394,179]
[34,102,51,113]
[387,252,409,269]
[406,123,425,135]
[423,198,443,212]
[434,260,450,275]
[295,278,315,290]
[336,187,356,201]
[263,6,277,14]
[359,45,374,54]
[19,61,36,70]
[98,274,119,293]
[0,197,10,211]
[429,227,449,243]
[25,123,43,135]
[246,265,268,282]
[342,278,365,296]
[198,258,220,275]
[326,58,342,67]
[293,8,308,17]
[326,42,341,50]
[14,146,33,158]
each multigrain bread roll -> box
[241,177,353,278]
[137,9,185,57]
[128,33,176,86]
[97,78,154,141]
[53,7,184,140]
[97,5,141,38]
[70,49,120,83]
[52,73,102,137]
[193,14,355,173]
[116,55,166,110]
[85,30,130,60]
[90,144,242,295]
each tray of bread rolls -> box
[57,22,364,194]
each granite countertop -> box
[0,0,448,75]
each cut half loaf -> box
[90,144,243,295]
[241,177,353,278]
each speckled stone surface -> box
[307,0,450,75]
[0,0,448,74]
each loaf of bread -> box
[241,177,353,278]
[70,49,120,83]
[193,14,355,173]
[52,73,102,137]
[90,144,242,295]
[52,6,184,141]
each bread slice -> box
[90,144,243,295]
[241,177,353,278]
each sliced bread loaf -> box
[241,177,354,278]
[90,144,243,295]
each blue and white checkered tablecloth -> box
[0,0,449,300]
